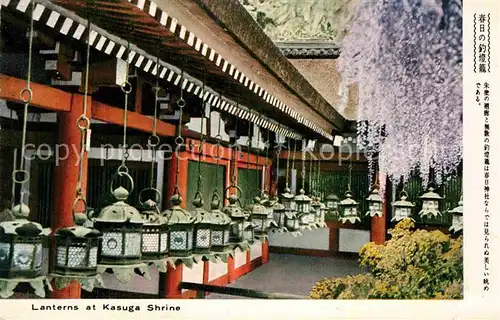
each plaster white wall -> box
[182,260,204,287]
[98,264,159,294]
[208,260,228,282]
[338,229,370,253]
[269,228,330,250]
[250,240,262,260]
[234,247,247,268]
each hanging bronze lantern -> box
[309,196,321,228]
[448,196,463,233]
[94,181,144,265]
[222,187,247,245]
[54,200,101,277]
[191,193,213,255]
[366,185,383,217]
[243,220,256,244]
[391,191,415,222]
[325,193,340,216]
[138,189,168,260]
[208,193,232,252]
[281,188,299,231]
[0,204,50,279]
[250,196,268,237]
[418,184,445,218]
[295,189,312,218]
[339,191,360,224]
[271,199,286,232]
[315,197,327,227]
[161,194,195,257]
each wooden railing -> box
[179,282,307,299]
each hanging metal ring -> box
[211,192,221,207]
[172,185,181,197]
[12,169,29,184]
[138,187,161,207]
[120,81,133,94]
[175,136,184,146]
[177,98,186,109]
[399,190,409,199]
[148,134,160,148]
[20,87,33,104]
[76,115,91,131]
[72,196,87,223]
[110,170,135,194]
[117,164,129,175]
[224,185,242,200]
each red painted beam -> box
[0,74,71,112]
[92,101,176,137]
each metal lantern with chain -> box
[269,130,286,233]
[0,7,51,281]
[295,140,312,226]
[0,205,50,279]
[94,42,144,265]
[259,130,278,232]
[139,57,168,260]
[138,190,168,260]
[162,193,194,257]
[191,193,214,255]
[54,39,102,275]
[366,185,383,217]
[418,183,445,218]
[94,181,144,265]
[190,83,214,255]
[448,195,463,233]
[244,126,268,237]
[391,190,415,222]
[209,111,233,252]
[325,193,340,217]
[313,159,327,228]
[223,186,248,245]
[338,163,360,224]
[282,141,300,231]
[161,87,195,258]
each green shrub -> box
[310,219,463,299]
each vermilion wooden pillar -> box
[161,150,188,298]
[50,94,91,298]
[370,173,387,244]
[261,239,269,264]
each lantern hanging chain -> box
[285,139,290,189]
[291,140,297,192]
[12,0,35,209]
[173,62,186,195]
[301,140,306,191]
[118,40,132,175]
[275,124,282,198]
[309,152,313,195]
[213,97,222,197]
[255,127,261,193]
[348,159,353,192]
[263,129,270,194]
[149,47,161,189]
[317,157,321,198]
[75,16,93,201]
[196,73,206,194]
[230,113,239,188]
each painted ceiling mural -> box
[239,0,358,43]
